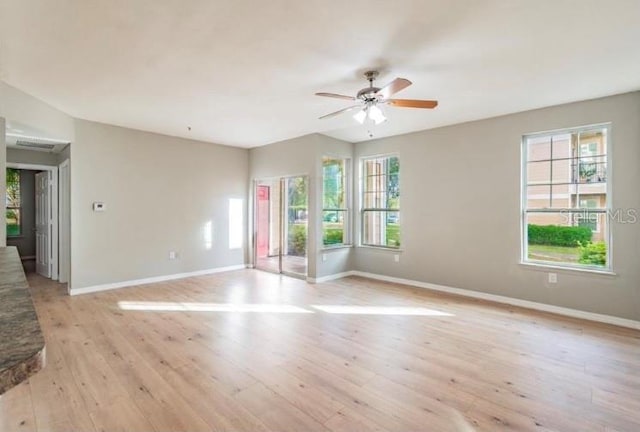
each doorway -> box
[6,163,59,279]
[254,176,308,278]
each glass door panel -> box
[282,176,308,277]
[255,179,281,274]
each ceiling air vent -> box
[15,140,56,150]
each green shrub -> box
[386,224,400,247]
[323,228,344,246]
[578,241,606,266]
[288,224,307,256]
[528,224,592,247]
[6,224,20,236]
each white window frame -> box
[521,123,612,272]
[321,156,351,248]
[360,154,400,249]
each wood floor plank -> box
[87,396,157,432]
[247,364,346,424]
[285,356,458,432]
[27,339,96,432]
[234,382,331,432]
[162,364,272,432]
[323,408,389,432]
[0,381,37,432]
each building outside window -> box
[523,125,610,269]
[361,155,400,248]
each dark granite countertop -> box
[0,246,46,394]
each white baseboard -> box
[315,270,640,330]
[307,271,355,284]
[69,264,247,296]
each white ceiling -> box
[1,0,639,148]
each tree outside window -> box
[6,168,21,237]
[323,157,350,246]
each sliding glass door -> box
[254,176,308,278]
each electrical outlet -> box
[169,251,177,260]
[394,254,400,263]
[548,273,557,284]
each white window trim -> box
[521,123,612,272]
[322,156,352,247]
[359,153,400,249]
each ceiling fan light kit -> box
[316,70,438,124]
[353,109,367,124]
[368,105,386,125]
[352,104,386,125]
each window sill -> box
[321,244,353,251]
[357,245,403,253]
[519,261,616,277]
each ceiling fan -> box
[315,70,438,124]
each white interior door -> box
[35,171,51,278]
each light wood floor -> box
[1,270,639,431]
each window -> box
[6,168,21,237]
[361,155,400,248]
[523,125,610,269]
[322,157,350,246]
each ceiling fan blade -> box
[319,105,362,119]
[315,92,356,101]
[386,99,438,109]
[376,78,412,99]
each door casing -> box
[7,162,59,280]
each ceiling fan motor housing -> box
[358,70,381,101]
[357,87,381,101]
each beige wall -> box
[71,120,249,289]
[6,147,59,166]
[249,133,353,279]
[353,92,640,321]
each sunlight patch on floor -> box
[117,301,313,313]
[117,301,454,316]
[311,305,454,316]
